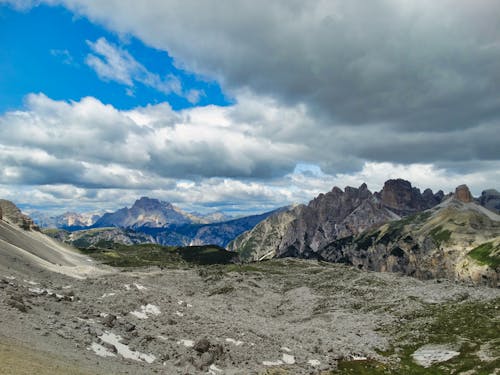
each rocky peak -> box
[0,199,39,231]
[454,185,473,203]
[377,179,441,215]
[133,197,173,211]
[479,189,500,214]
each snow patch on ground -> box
[208,364,224,374]
[263,360,283,366]
[130,304,161,319]
[89,342,116,358]
[100,331,156,363]
[412,344,460,368]
[177,339,194,347]
[226,338,244,346]
[282,353,295,364]
[308,359,321,367]
[133,283,147,290]
[101,292,116,298]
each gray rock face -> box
[0,199,39,231]
[277,184,399,258]
[375,179,443,216]
[319,198,500,286]
[479,189,500,214]
[230,179,444,263]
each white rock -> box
[412,344,460,368]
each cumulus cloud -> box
[49,0,500,132]
[86,37,201,102]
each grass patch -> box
[332,298,500,374]
[429,226,451,247]
[80,243,236,267]
[468,242,500,267]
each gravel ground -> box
[1,258,499,374]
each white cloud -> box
[85,37,198,102]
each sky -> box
[0,0,499,215]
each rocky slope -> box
[229,179,442,260]
[0,199,39,231]
[320,186,500,286]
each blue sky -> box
[0,4,229,113]
[0,1,499,215]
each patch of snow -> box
[100,331,156,363]
[350,355,368,361]
[177,339,194,348]
[24,279,39,285]
[281,346,291,352]
[100,312,109,318]
[412,344,460,368]
[175,311,184,317]
[29,287,46,295]
[62,285,72,289]
[282,353,295,364]
[130,304,161,320]
[308,359,321,367]
[101,292,116,298]
[263,360,283,366]
[177,300,184,305]
[208,364,224,374]
[187,303,193,308]
[134,283,147,290]
[124,284,131,291]
[157,335,168,341]
[89,342,116,358]
[5,276,16,280]
[225,338,244,346]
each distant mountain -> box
[31,211,102,229]
[229,179,444,260]
[478,189,500,214]
[139,207,288,247]
[93,197,193,228]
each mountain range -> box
[228,180,499,286]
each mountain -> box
[319,185,500,286]
[0,200,103,278]
[0,199,39,231]
[228,179,443,260]
[93,197,193,228]
[30,211,102,229]
[478,189,500,214]
[92,207,289,248]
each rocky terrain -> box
[320,186,500,287]
[1,198,500,374]
[229,181,500,286]
[228,179,441,260]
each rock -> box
[102,314,117,328]
[193,338,210,353]
[195,351,215,370]
[479,189,500,214]
[455,185,473,203]
[7,298,28,313]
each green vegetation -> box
[80,243,236,267]
[468,242,500,267]
[429,226,452,247]
[333,298,500,374]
